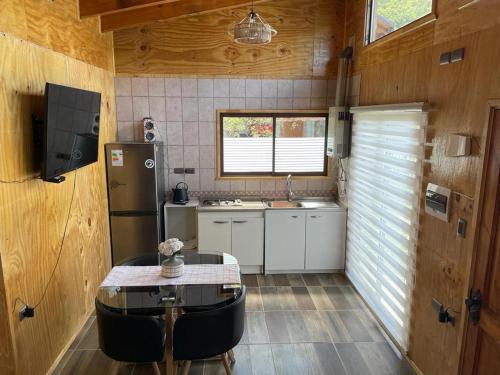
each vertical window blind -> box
[346,104,426,351]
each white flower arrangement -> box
[158,238,184,257]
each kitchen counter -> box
[196,200,266,212]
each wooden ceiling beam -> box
[79,0,181,18]
[100,0,270,32]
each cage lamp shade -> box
[233,11,277,44]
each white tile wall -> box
[114,77,339,195]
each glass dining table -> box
[96,251,242,375]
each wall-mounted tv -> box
[41,83,101,183]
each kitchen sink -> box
[265,201,303,208]
[264,197,340,209]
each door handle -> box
[232,220,248,224]
[213,221,229,224]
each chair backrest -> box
[118,253,162,266]
[173,286,246,361]
[95,299,165,363]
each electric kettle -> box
[172,182,189,204]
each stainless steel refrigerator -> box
[105,142,164,265]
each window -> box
[365,0,434,44]
[346,104,426,351]
[218,112,328,177]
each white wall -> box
[115,77,341,196]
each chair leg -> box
[182,360,191,375]
[227,349,236,363]
[152,362,161,375]
[221,354,232,375]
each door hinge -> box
[465,289,481,325]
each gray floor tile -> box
[59,350,133,375]
[271,343,310,375]
[265,311,291,343]
[76,319,99,350]
[308,286,335,310]
[246,287,263,312]
[286,274,306,287]
[337,310,374,342]
[242,274,259,287]
[324,286,357,310]
[302,274,321,286]
[246,312,270,344]
[319,310,351,343]
[69,316,95,350]
[260,287,281,311]
[306,342,347,375]
[249,344,276,375]
[272,274,291,286]
[257,275,275,287]
[292,287,316,310]
[335,343,372,375]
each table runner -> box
[100,264,241,287]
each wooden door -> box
[460,107,500,374]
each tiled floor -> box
[54,273,415,375]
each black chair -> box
[118,253,163,266]
[95,299,165,375]
[173,286,246,375]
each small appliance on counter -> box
[172,182,189,204]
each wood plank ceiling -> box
[79,0,271,32]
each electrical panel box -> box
[327,106,351,159]
[425,183,451,222]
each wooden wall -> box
[345,1,500,374]
[0,0,114,71]
[113,0,345,78]
[0,1,116,375]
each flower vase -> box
[160,253,184,278]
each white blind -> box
[346,105,426,351]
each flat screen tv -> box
[41,83,101,182]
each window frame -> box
[216,110,330,179]
[364,0,436,46]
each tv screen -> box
[42,83,101,182]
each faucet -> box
[287,174,294,202]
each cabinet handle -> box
[291,215,299,218]
[310,215,321,218]
[233,220,248,224]
[213,221,229,224]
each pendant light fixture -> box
[233,0,277,44]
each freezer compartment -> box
[110,214,161,265]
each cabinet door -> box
[231,218,264,266]
[198,216,231,253]
[265,211,306,271]
[305,211,346,270]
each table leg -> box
[165,306,175,375]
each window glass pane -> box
[222,116,273,173]
[370,0,432,42]
[275,117,326,173]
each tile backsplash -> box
[114,77,359,197]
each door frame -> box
[459,99,500,374]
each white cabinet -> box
[305,211,346,270]
[197,216,231,253]
[265,211,306,271]
[198,211,264,272]
[265,209,346,272]
[232,218,264,266]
